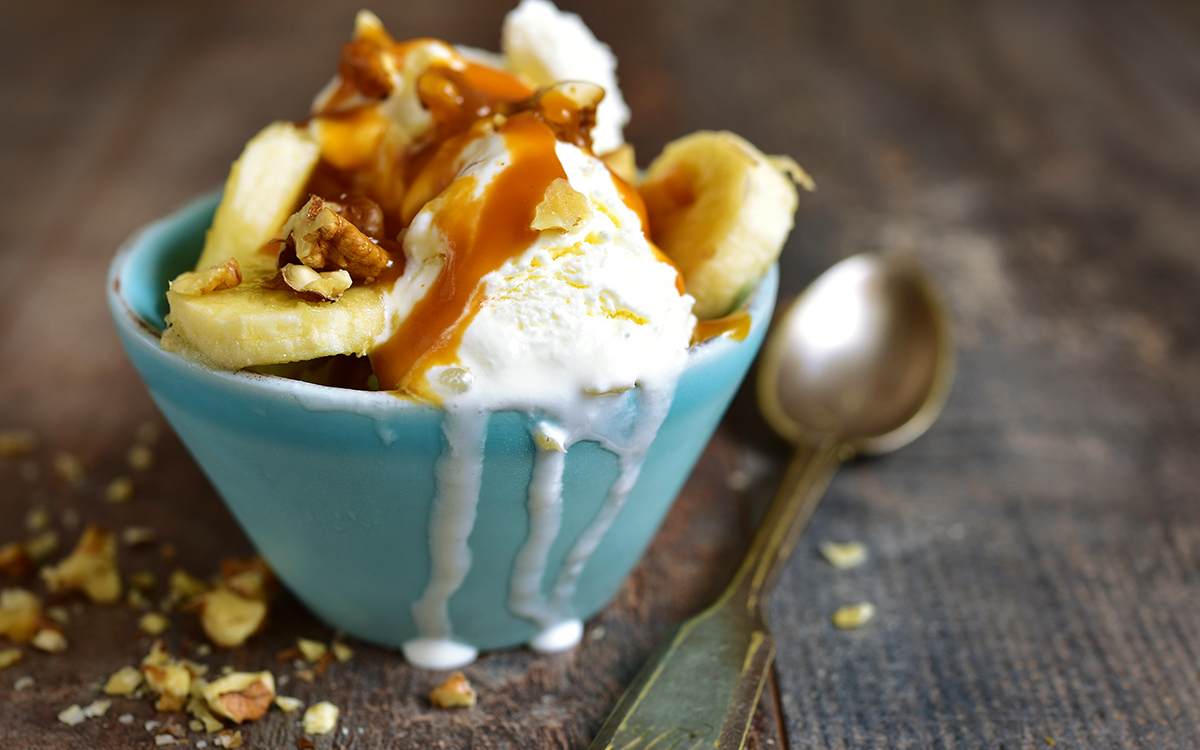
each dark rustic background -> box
[3,0,1200,748]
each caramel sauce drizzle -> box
[295,26,697,398]
[371,113,567,397]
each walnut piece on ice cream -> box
[170,258,243,296]
[203,671,276,724]
[40,525,122,604]
[532,178,593,233]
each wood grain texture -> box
[3,0,1200,747]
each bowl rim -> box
[107,191,779,416]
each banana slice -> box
[164,121,387,369]
[195,121,322,270]
[162,264,386,370]
[639,131,812,319]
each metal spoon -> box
[588,253,955,750]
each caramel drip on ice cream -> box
[370,113,569,398]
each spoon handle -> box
[587,437,844,750]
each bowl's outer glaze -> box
[108,193,778,651]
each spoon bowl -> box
[758,253,954,453]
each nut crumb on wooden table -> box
[5,0,1200,748]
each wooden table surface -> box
[4,0,1200,747]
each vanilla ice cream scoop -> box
[390,126,694,408]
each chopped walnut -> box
[296,638,327,663]
[532,178,593,234]
[168,568,208,607]
[186,688,226,733]
[57,704,87,726]
[530,81,605,150]
[429,671,477,708]
[819,541,869,570]
[334,29,396,101]
[274,695,303,713]
[327,193,386,240]
[281,263,353,303]
[282,195,390,283]
[32,627,67,653]
[331,641,354,663]
[140,611,171,636]
[24,507,50,532]
[203,671,276,724]
[0,543,33,580]
[105,476,135,503]
[832,602,876,630]
[0,647,21,670]
[170,258,243,296]
[127,587,150,610]
[142,640,193,711]
[200,588,267,648]
[0,429,36,457]
[302,701,339,735]
[214,729,245,748]
[24,530,58,561]
[0,587,43,642]
[128,569,157,589]
[104,665,144,696]
[40,525,122,604]
[128,445,155,471]
[44,605,69,625]
[53,452,85,486]
[219,557,275,602]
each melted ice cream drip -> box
[508,423,567,629]
[544,383,674,620]
[402,367,679,668]
[403,407,487,670]
[508,379,677,652]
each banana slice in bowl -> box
[639,130,813,320]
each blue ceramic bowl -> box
[108,192,777,662]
